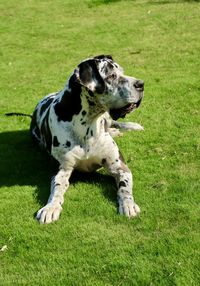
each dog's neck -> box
[60,80,107,141]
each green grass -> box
[1,0,200,285]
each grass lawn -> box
[0,0,200,285]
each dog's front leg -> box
[36,168,73,224]
[103,156,140,218]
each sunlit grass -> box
[0,0,200,285]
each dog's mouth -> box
[109,99,142,120]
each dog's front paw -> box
[36,203,62,224]
[118,199,140,218]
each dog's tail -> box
[5,112,32,118]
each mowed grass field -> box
[0,0,200,285]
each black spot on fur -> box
[90,130,93,136]
[102,158,106,165]
[54,98,59,104]
[66,141,71,148]
[88,99,95,106]
[53,136,59,147]
[119,181,127,188]
[78,59,105,94]
[40,108,52,153]
[30,109,41,145]
[54,75,82,122]
[55,183,61,187]
[34,126,41,140]
[86,128,89,136]
[88,90,94,97]
[82,110,87,116]
[81,121,86,125]
[40,97,54,117]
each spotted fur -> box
[31,55,144,223]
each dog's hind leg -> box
[112,121,144,131]
[107,121,144,137]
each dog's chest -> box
[52,130,114,173]
[75,134,114,172]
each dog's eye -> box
[107,74,117,81]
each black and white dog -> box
[30,55,144,223]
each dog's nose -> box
[134,80,144,91]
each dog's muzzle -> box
[109,80,144,120]
[109,99,143,120]
[109,100,141,120]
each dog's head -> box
[74,55,144,119]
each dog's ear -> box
[74,59,105,94]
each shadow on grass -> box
[0,129,117,210]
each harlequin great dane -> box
[30,55,144,224]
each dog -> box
[30,55,144,223]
